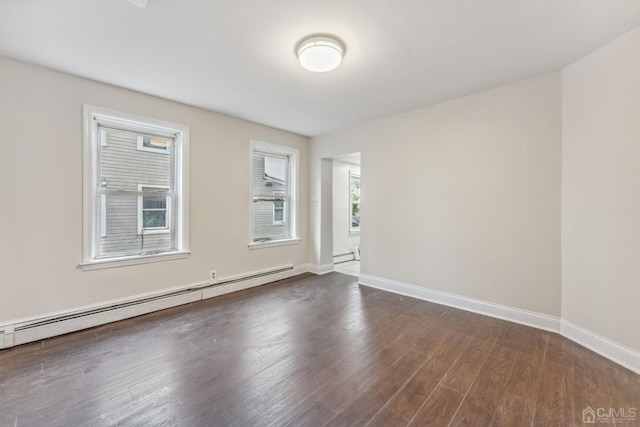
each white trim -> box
[305,263,335,275]
[79,250,191,271]
[248,238,301,250]
[0,264,306,349]
[358,274,561,333]
[561,320,640,375]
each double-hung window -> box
[82,105,189,270]
[250,140,299,248]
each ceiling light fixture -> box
[296,35,345,73]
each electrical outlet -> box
[209,270,217,284]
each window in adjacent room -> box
[82,105,189,270]
[350,172,360,232]
[250,140,299,248]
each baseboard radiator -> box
[1,264,298,350]
[333,252,355,264]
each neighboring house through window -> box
[137,185,170,234]
[250,140,300,248]
[273,199,285,225]
[82,105,189,270]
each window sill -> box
[79,251,191,271]
[139,229,171,235]
[248,238,301,250]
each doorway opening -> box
[331,152,361,277]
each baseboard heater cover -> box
[1,264,297,349]
[333,252,355,264]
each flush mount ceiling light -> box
[296,35,345,73]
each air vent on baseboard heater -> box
[1,264,295,349]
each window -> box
[250,140,299,248]
[137,185,170,234]
[273,200,285,225]
[137,135,171,154]
[82,105,189,270]
[350,172,360,232]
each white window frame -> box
[349,172,361,233]
[249,140,300,249]
[81,105,190,270]
[137,184,171,235]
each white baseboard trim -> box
[0,264,304,350]
[561,320,640,375]
[358,274,561,333]
[304,263,335,275]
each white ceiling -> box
[1,1,639,137]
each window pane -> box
[96,126,174,257]
[99,127,172,192]
[143,196,167,209]
[274,200,285,223]
[350,174,361,231]
[264,156,287,184]
[252,152,288,197]
[143,136,170,151]
[97,193,174,258]
[250,142,296,244]
[253,199,288,241]
[351,203,360,228]
[143,210,166,228]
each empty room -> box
[1,1,639,426]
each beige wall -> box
[311,73,562,316]
[332,160,360,258]
[0,57,309,322]
[562,27,640,352]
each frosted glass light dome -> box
[297,36,344,73]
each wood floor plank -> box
[329,348,428,426]
[602,357,640,426]
[385,332,470,420]
[494,327,547,420]
[449,343,518,427]
[366,407,408,427]
[406,384,464,427]
[440,334,496,394]
[0,272,638,427]
[532,333,574,427]
[572,343,613,425]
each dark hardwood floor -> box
[1,272,638,426]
